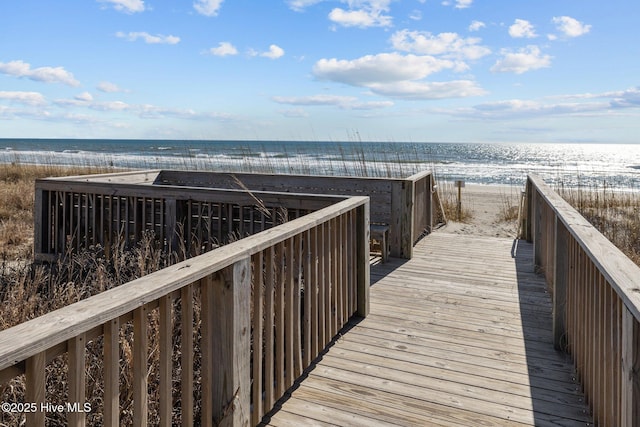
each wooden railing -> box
[0,196,370,426]
[154,169,435,258]
[524,174,640,426]
[34,174,347,261]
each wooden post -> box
[159,296,172,427]
[180,284,194,427]
[533,190,543,272]
[26,351,46,427]
[103,318,120,427]
[400,180,414,259]
[211,258,251,427]
[621,307,640,427]
[553,217,569,351]
[68,333,86,427]
[356,201,370,318]
[33,187,45,261]
[133,306,148,427]
[426,173,434,233]
[164,198,177,253]
[524,178,533,242]
[389,181,402,258]
[455,180,463,221]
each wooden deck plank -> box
[261,233,592,426]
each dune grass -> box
[557,183,640,265]
[0,159,639,424]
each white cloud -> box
[442,0,472,9]
[0,60,80,86]
[90,101,132,112]
[261,44,285,59]
[314,53,454,85]
[116,31,180,44]
[491,46,551,74]
[250,45,285,59]
[289,0,393,28]
[313,53,486,100]
[75,92,94,102]
[97,81,127,93]
[509,19,537,38]
[468,20,485,32]
[273,94,357,107]
[409,10,422,21]
[391,30,491,61]
[367,80,486,99]
[329,6,392,28]
[98,0,145,13]
[287,0,324,12]
[552,16,591,37]
[599,87,640,108]
[279,108,310,118]
[272,94,393,109]
[0,91,47,106]
[193,0,224,16]
[207,42,238,56]
[194,0,223,16]
[448,98,613,120]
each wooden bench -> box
[370,224,390,263]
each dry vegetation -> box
[1,162,638,424]
[0,163,205,425]
[435,179,474,223]
[0,163,114,261]
[558,183,640,266]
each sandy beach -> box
[437,183,525,238]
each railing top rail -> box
[39,169,435,187]
[405,170,433,183]
[35,178,349,205]
[0,195,368,371]
[154,169,432,183]
[41,169,162,183]
[528,173,640,321]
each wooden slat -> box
[310,226,319,363]
[264,233,593,426]
[275,242,285,399]
[68,333,86,427]
[159,295,172,427]
[211,258,251,426]
[303,229,312,370]
[285,238,294,389]
[293,235,303,379]
[318,223,326,350]
[26,351,46,427]
[264,246,276,411]
[252,252,264,426]
[180,284,194,427]
[200,275,214,427]
[103,318,120,427]
[133,306,148,427]
[622,306,635,427]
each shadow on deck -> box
[261,232,592,426]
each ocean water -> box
[1,139,639,190]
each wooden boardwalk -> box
[261,232,593,426]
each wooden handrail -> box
[35,170,435,260]
[1,195,370,426]
[525,174,640,427]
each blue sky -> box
[1,0,639,143]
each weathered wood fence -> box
[34,170,434,261]
[33,171,348,261]
[0,195,370,426]
[524,174,640,426]
[152,169,435,258]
